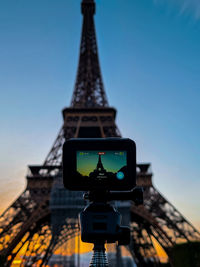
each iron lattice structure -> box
[0,0,200,266]
[70,0,108,108]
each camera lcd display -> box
[63,138,136,191]
[76,151,127,181]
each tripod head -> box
[84,187,143,204]
[80,187,143,246]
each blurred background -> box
[0,0,199,264]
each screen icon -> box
[116,171,124,180]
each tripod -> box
[89,242,108,267]
[79,188,143,267]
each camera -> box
[62,138,141,265]
[62,137,136,191]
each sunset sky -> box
[0,0,200,236]
[77,151,126,176]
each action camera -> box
[62,138,136,191]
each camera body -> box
[62,138,136,191]
[62,137,139,247]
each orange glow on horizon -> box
[151,236,168,263]
[10,234,168,266]
[54,235,93,256]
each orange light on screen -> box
[98,152,105,155]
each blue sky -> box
[0,0,199,230]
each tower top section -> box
[70,0,109,108]
[81,0,95,15]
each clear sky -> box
[0,0,199,231]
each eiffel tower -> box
[0,0,200,266]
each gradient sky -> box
[0,0,199,231]
[77,151,126,176]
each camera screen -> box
[76,151,127,181]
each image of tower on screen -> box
[76,151,127,181]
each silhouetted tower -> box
[0,0,199,266]
[71,0,108,108]
[96,155,105,172]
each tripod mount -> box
[79,187,143,266]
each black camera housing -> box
[79,202,130,245]
[62,138,136,191]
